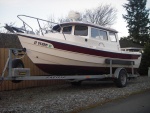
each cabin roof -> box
[53,21,118,33]
[119,40,144,48]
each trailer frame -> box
[0,48,139,87]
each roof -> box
[119,40,144,48]
[53,21,118,33]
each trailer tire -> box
[114,69,127,88]
[12,59,24,83]
[12,59,24,68]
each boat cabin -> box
[51,22,121,51]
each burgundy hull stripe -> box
[18,34,140,59]
[36,64,137,75]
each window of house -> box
[74,25,88,36]
[91,28,108,40]
[109,32,117,42]
[62,26,72,34]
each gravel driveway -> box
[0,76,150,113]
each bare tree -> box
[84,4,117,27]
[45,4,117,31]
[56,4,117,27]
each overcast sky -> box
[0,0,150,37]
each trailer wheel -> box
[71,81,82,86]
[114,69,127,88]
[12,59,24,68]
[11,59,24,83]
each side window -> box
[99,30,108,40]
[109,32,117,42]
[91,28,108,40]
[91,28,99,39]
[74,25,88,36]
[52,25,61,32]
[63,26,72,34]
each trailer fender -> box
[114,68,127,79]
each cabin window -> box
[91,28,108,40]
[109,32,117,42]
[91,28,99,39]
[56,27,61,32]
[74,25,88,36]
[52,25,61,32]
[62,26,72,34]
[99,30,108,40]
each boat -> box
[5,14,141,75]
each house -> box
[119,39,144,52]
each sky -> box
[0,0,150,38]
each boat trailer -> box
[0,48,138,88]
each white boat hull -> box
[18,34,141,75]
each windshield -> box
[74,25,88,36]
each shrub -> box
[139,43,150,75]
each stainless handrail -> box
[17,15,66,40]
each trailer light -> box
[86,76,90,79]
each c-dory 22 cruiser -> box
[5,13,141,75]
[9,14,141,76]
[2,13,142,87]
